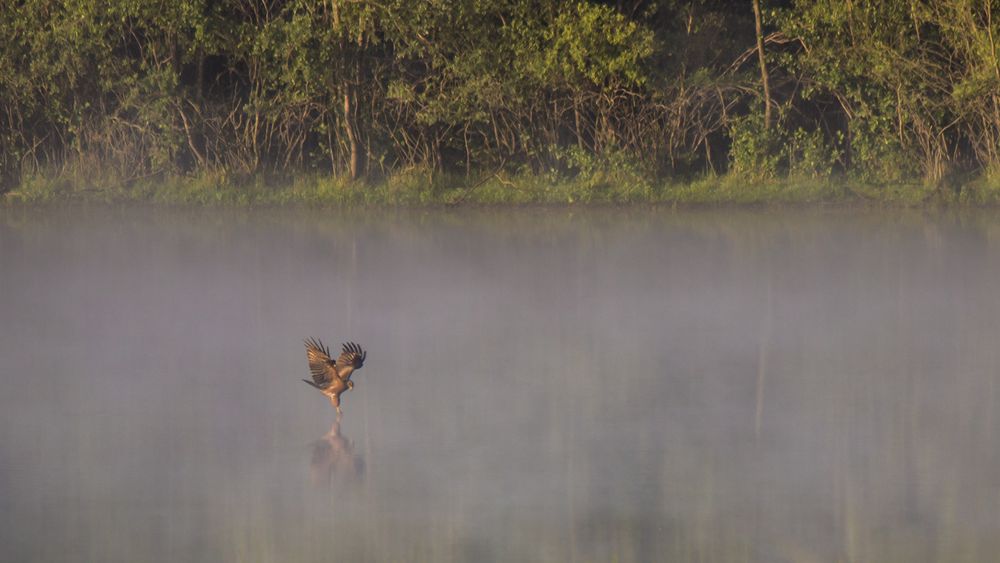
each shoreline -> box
[3,171,998,208]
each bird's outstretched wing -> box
[334,342,366,380]
[305,338,339,387]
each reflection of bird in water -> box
[310,418,365,487]
[303,339,366,417]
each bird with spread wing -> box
[303,339,367,416]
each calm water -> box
[3,206,1000,562]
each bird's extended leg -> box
[329,394,342,419]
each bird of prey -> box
[303,339,366,416]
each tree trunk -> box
[332,0,361,180]
[574,98,584,150]
[752,0,772,129]
[196,46,205,102]
[344,86,359,180]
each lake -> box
[2,205,1000,562]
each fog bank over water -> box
[2,207,1000,561]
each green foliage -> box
[729,108,840,182]
[3,0,1000,205]
[543,2,655,87]
[786,128,839,180]
[728,110,783,181]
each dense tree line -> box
[1,0,999,194]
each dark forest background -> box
[3,0,1000,199]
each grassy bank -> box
[6,168,1000,207]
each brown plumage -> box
[303,339,367,416]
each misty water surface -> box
[2,206,1000,562]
